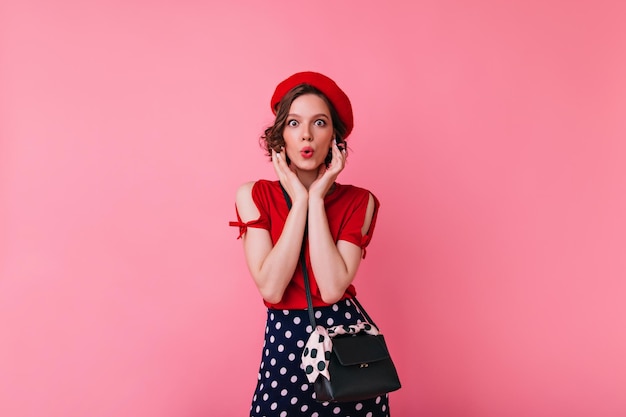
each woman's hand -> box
[309,139,346,199]
[272,148,308,204]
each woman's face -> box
[282,93,334,171]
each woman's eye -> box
[314,119,326,127]
[287,120,298,127]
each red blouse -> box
[230,180,380,309]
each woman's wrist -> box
[307,195,325,209]
[290,196,309,210]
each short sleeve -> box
[228,182,272,239]
[336,190,380,258]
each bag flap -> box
[332,334,390,366]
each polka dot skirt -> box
[250,299,390,417]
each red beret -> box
[270,71,354,139]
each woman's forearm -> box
[306,196,356,304]
[245,199,308,304]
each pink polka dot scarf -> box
[301,322,380,383]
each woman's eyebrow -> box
[287,113,330,119]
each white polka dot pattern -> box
[249,299,390,417]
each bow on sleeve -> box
[229,218,264,239]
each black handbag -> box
[282,185,402,402]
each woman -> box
[230,71,390,417]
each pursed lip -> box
[300,147,314,158]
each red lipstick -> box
[300,147,314,158]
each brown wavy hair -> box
[260,84,348,164]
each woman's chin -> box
[292,159,323,172]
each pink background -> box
[2,1,625,416]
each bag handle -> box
[280,184,379,331]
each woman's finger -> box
[272,150,284,178]
[272,150,291,192]
[328,141,345,174]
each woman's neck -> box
[293,167,336,195]
[295,169,318,190]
